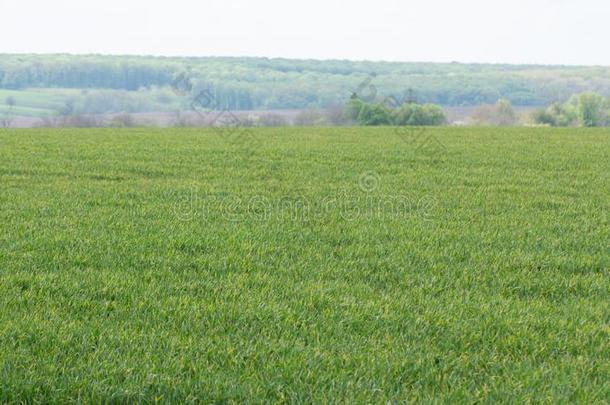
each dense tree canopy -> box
[531,92,610,127]
[3,55,610,112]
[344,96,447,126]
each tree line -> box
[531,93,610,127]
[344,94,447,126]
[3,55,610,111]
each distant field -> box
[0,85,539,125]
[0,127,608,402]
[0,88,72,117]
[1,105,540,128]
[0,87,182,120]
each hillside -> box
[2,54,610,116]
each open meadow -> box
[0,127,608,402]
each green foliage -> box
[0,127,608,402]
[344,94,365,122]
[4,54,610,112]
[532,92,609,127]
[392,103,447,126]
[357,103,393,126]
[0,87,183,117]
[577,92,607,127]
[532,103,563,126]
[347,95,446,126]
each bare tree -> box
[470,99,517,126]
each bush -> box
[344,94,445,127]
[530,94,609,127]
[392,103,447,126]
[357,103,392,126]
[577,92,607,127]
[470,98,517,126]
[344,95,365,123]
[325,105,349,126]
[531,109,556,126]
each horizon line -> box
[1,52,608,69]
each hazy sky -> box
[1,0,608,65]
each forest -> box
[3,54,610,115]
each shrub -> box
[344,94,365,123]
[470,98,517,126]
[357,103,392,126]
[530,95,609,127]
[392,103,447,126]
[577,92,607,127]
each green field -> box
[0,127,608,403]
[0,89,73,117]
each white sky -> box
[0,0,608,65]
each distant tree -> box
[420,104,447,125]
[470,98,517,126]
[470,104,495,125]
[531,102,577,127]
[392,103,419,125]
[325,105,348,126]
[344,94,365,123]
[357,103,392,126]
[577,92,606,127]
[5,54,610,110]
[392,103,446,126]
[495,98,517,125]
[5,96,16,108]
[531,109,557,126]
[531,94,608,127]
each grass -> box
[0,87,182,118]
[0,88,74,117]
[0,127,608,403]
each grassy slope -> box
[0,89,72,117]
[0,127,608,402]
[0,88,182,118]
